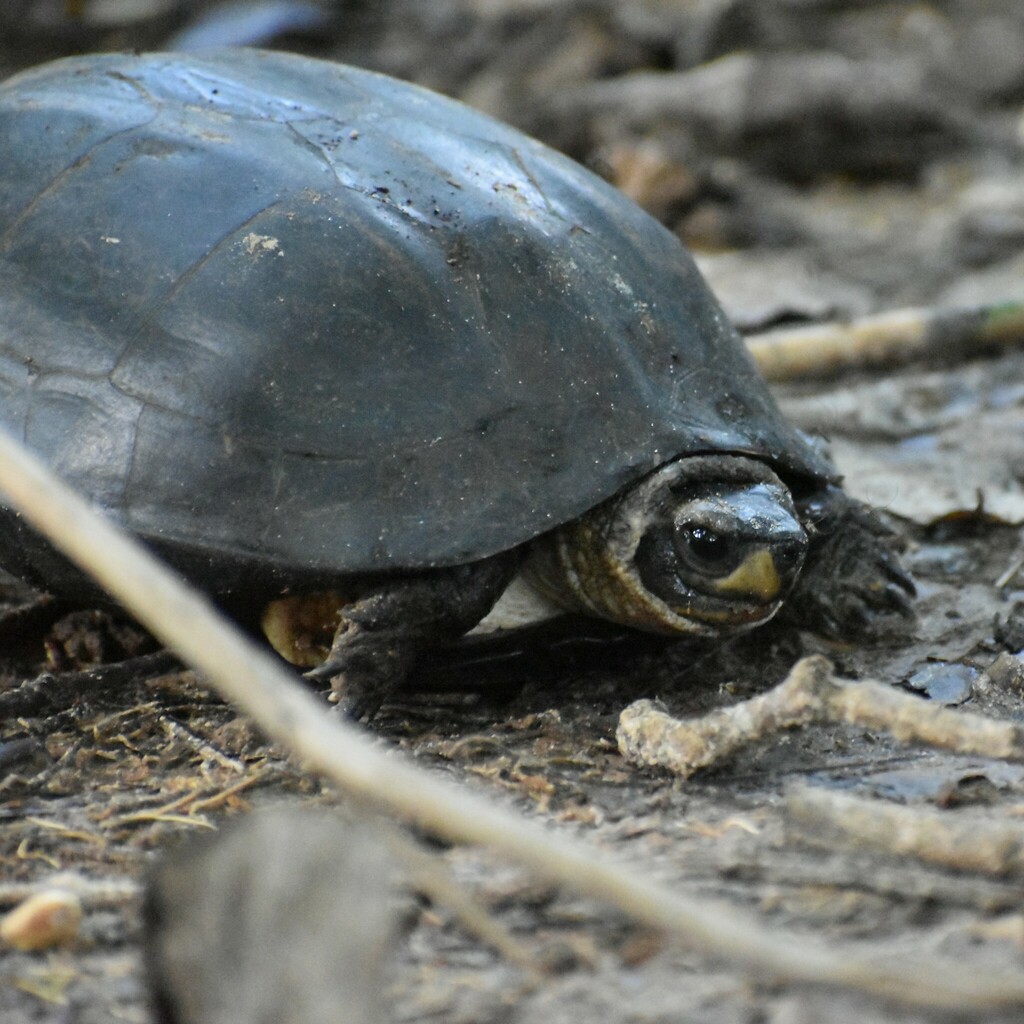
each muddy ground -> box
[2,2,1024,1022]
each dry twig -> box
[1,434,1024,1009]
[786,786,1024,878]
[0,875,138,908]
[617,655,1023,778]
[0,650,180,719]
[747,301,1024,381]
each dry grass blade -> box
[0,430,1023,1010]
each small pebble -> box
[905,662,978,705]
[1,890,82,951]
[985,651,1024,692]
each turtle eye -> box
[675,524,735,574]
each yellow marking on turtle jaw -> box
[710,548,781,603]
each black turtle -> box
[0,50,912,707]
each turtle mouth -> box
[662,536,808,631]
[667,588,787,631]
[636,561,794,636]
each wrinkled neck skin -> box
[523,454,807,637]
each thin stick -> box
[0,432,1022,1010]
[0,876,138,908]
[382,827,542,977]
[787,786,1024,877]
[746,301,1024,381]
[617,656,1024,778]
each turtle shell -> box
[0,50,832,594]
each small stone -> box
[994,601,1024,651]
[985,652,1024,692]
[904,663,978,705]
[1,890,82,951]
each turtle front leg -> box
[781,485,915,637]
[303,552,519,719]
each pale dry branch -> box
[0,875,138,909]
[617,655,1024,778]
[747,301,1024,381]
[786,785,1024,878]
[1,432,1024,1009]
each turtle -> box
[0,49,912,709]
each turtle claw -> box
[304,660,340,686]
[879,551,916,591]
[302,622,414,722]
[882,580,916,617]
[325,674,387,723]
[304,660,393,723]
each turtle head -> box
[525,456,808,636]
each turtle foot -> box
[784,487,916,639]
[304,622,416,721]
[302,553,518,720]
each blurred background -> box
[3,0,1024,331]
